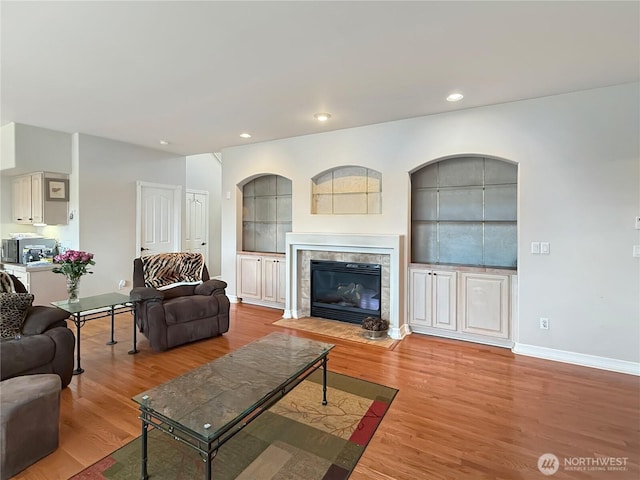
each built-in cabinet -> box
[236,253,285,308]
[1,263,68,306]
[409,268,457,330]
[409,264,515,347]
[12,172,68,225]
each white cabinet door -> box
[12,175,32,223]
[460,273,510,339]
[261,256,280,303]
[30,173,44,224]
[409,268,431,326]
[432,270,457,331]
[237,255,262,300]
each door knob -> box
[201,242,206,246]
[140,247,150,252]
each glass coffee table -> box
[132,332,334,480]
[52,292,133,374]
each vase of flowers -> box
[52,250,95,303]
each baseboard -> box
[227,294,240,303]
[389,323,410,340]
[513,343,640,376]
[235,297,284,310]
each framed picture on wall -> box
[45,178,69,201]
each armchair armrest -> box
[194,279,227,296]
[21,306,71,335]
[130,287,164,302]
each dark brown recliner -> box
[130,257,230,352]
[0,275,75,388]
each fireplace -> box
[310,260,381,324]
[284,232,406,340]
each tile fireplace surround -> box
[284,233,407,340]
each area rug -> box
[71,371,397,480]
[273,317,398,349]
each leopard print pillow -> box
[0,271,15,293]
[0,292,34,339]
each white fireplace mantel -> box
[284,232,407,339]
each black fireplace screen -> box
[310,260,381,324]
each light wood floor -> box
[13,303,639,479]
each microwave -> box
[1,238,57,264]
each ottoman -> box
[0,374,61,480]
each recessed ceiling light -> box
[314,113,331,122]
[159,140,170,145]
[446,93,464,102]
[239,133,252,138]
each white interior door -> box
[136,181,182,257]
[185,190,209,266]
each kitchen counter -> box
[1,262,67,305]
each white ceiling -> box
[2,1,638,156]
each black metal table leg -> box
[322,356,328,405]
[73,313,84,375]
[106,305,118,345]
[128,304,139,354]
[140,411,149,480]
[206,452,212,480]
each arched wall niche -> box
[311,165,382,215]
[410,154,518,268]
[239,173,292,253]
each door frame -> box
[135,181,182,257]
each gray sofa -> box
[0,275,75,388]
[130,258,230,352]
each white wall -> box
[56,133,187,296]
[0,123,72,174]
[186,153,223,276]
[221,83,640,365]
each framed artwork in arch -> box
[45,178,69,201]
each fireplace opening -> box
[310,260,381,324]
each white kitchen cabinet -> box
[236,253,285,308]
[409,264,514,347]
[12,174,33,223]
[459,272,510,339]
[409,267,456,330]
[1,263,68,306]
[12,172,68,225]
